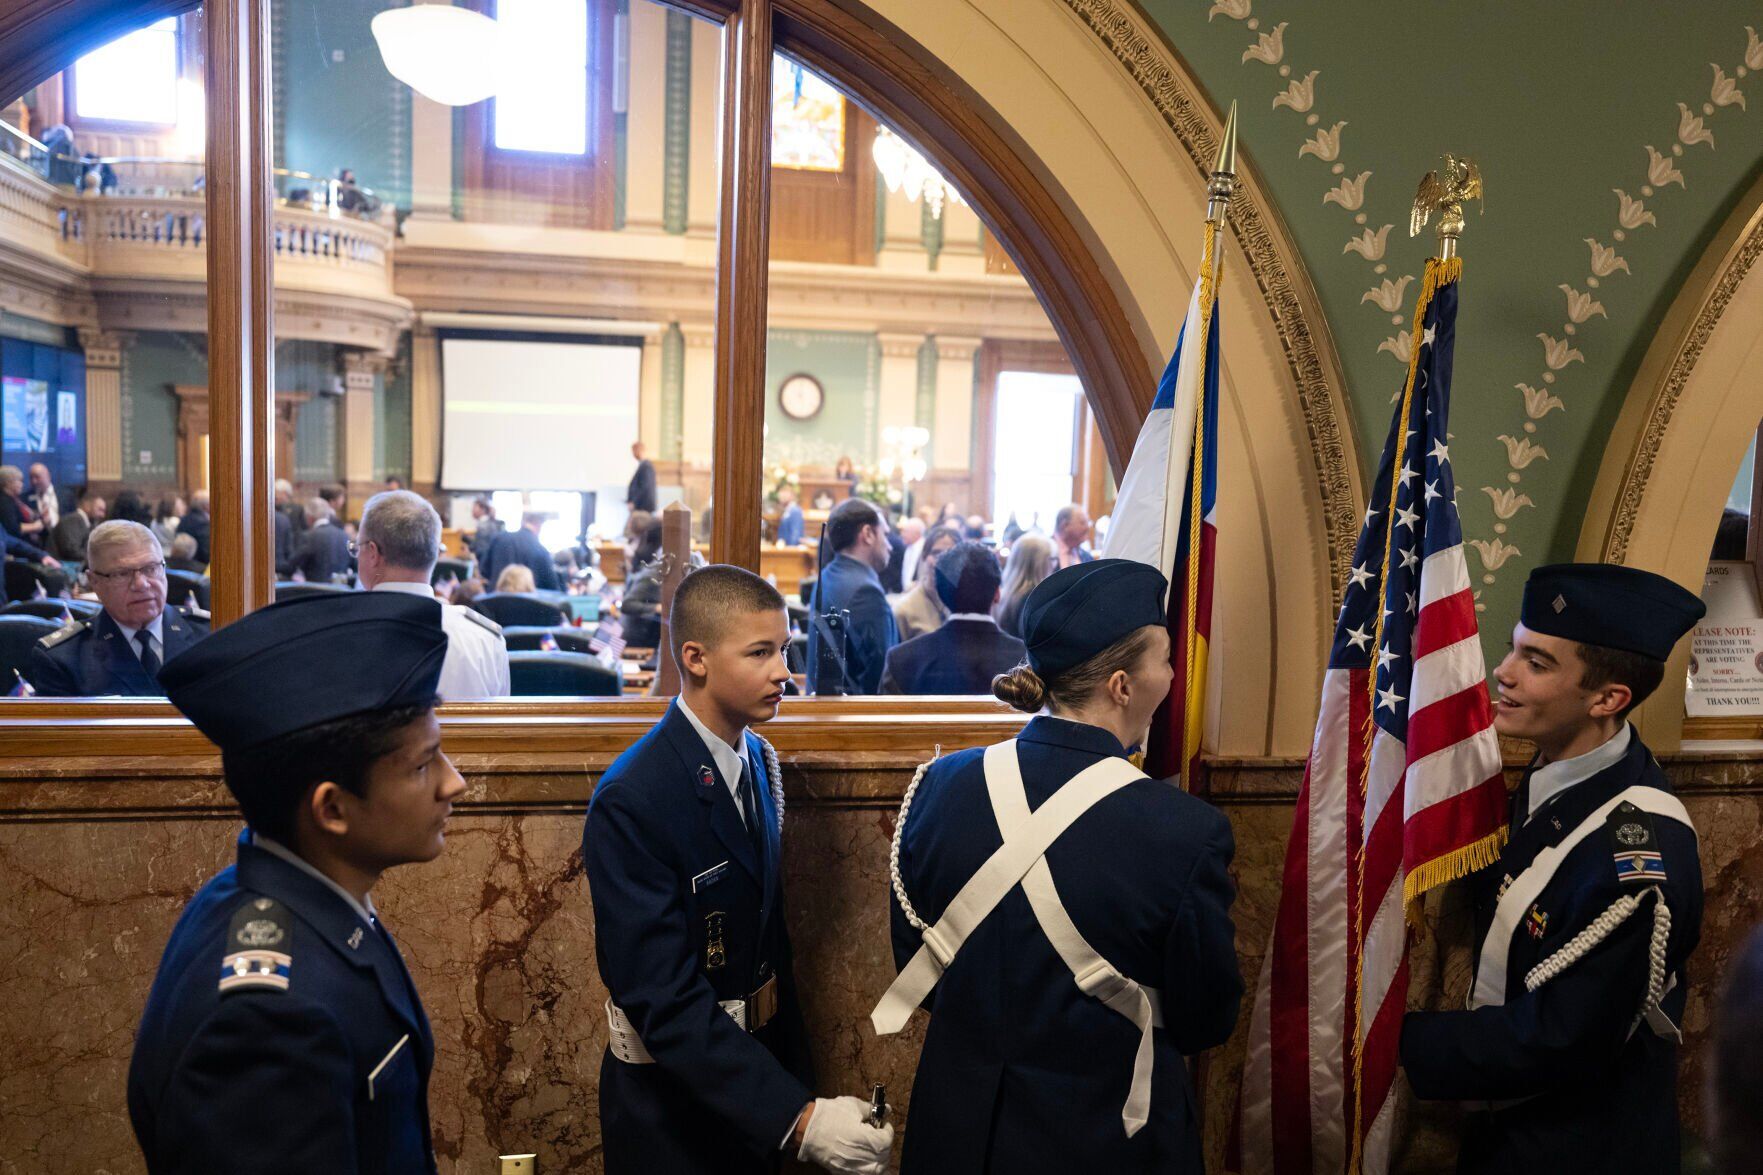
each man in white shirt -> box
[356,490,511,700]
[896,517,926,591]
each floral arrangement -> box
[768,466,801,504]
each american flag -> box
[1235,257,1507,1174]
[1103,219,1221,788]
[538,631,561,652]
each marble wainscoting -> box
[2,702,1762,1174]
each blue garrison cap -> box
[1020,558,1167,678]
[1520,563,1705,662]
[161,591,448,751]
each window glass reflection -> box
[0,12,218,699]
[765,59,1110,697]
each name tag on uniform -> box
[692,861,730,892]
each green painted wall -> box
[763,329,879,468]
[1145,0,1763,635]
[277,0,411,209]
[121,332,202,483]
[0,311,68,346]
[276,340,343,481]
[380,336,412,481]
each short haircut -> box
[826,497,883,553]
[359,490,441,572]
[1577,642,1666,719]
[274,478,294,498]
[79,490,102,508]
[220,702,434,842]
[521,510,548,529]
[87,520,161,570]
[1055,504,1082,532]
[171,533,198,559]
[306,496,335,523]
[189,489,209,511]
[670,563,785,671]
[936,540,1003,613]
[319,484,345,506]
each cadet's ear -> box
[677,639,710,682]
[1587,680,1633,721]
[1107,667,1133,709]
[307,780,353,838]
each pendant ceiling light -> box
[871,126,967,220]
[371,4,504,107]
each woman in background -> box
[495,563,537,594]
[995,533,1055,638]
[892,524,960,641]
[152,494,186,552]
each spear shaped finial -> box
[1207,101,1239,223]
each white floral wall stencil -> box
[1586,238,1632,278]
[1300,121,1346,162]
[1614,190,1658,230]
[1711,63,1746,108]
[1498,435,1550,470]
[1377,331,1413,362]
[1323,171,1371,210]
[1677,102,1716,149]
[1746,25,1763,69]
[1361,276,1412,312]
[1559,285,1607,324]
[1482,487,1536,520]
[1537,333,1585,371]
[1344,224,1392,260]
[1243,23,1286,65]
[1272,70,1319,113]
[1469,538,1522,572]
[1645,145,1686,189]
[1516,383,1566,419]
[1208,0,1251,22]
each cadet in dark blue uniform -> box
[876,559,1242,1174]
[585,565,893,1175]
[27,520,207,696]
[128,591,463,1174]
[1401,563,1707,1174]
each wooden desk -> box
[761,545,816,597]
[596,542,709,584]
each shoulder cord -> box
[758,736,784,834]
[889,746,942,932]
[1523,885,1673,1028]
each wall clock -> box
[778,373,825,421]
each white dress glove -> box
[798,1094,895,1175]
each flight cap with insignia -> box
[1521,563,1706,662]
[1019,558,1167,678]
[160,592,448,752]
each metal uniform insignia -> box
[698,765,717,790]
[219,897,292,993]
[1607,800,1667,884]
[704,911,727,971]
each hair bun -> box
[992,663,1047,713]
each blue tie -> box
[738,759,766,870]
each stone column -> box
[639,325,665,454]
[932,335,980,471]
[623,0,670,234]
[410,326,441,495]
[877,332,924,440]
[340,351,387,516]
[937,201,987,276]
[685,19,722,241]
[79,328,131,486]
[679,323,717,471]
[876,186,931,273]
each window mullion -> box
[203,0,277,623]
[709,0,772,571]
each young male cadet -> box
[585,564,894,1175]
[1400,563,1707,1174]
[128,591,464,1175]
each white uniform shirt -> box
[1525,723,1632,824]
[678,695,752,826]
[371,580,512,700]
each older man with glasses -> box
[26,520,209,696]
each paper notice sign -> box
[1686,620,1763,716]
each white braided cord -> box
[889,746,942,932]
[759,735,784,834]
[1523,885,1673,1032]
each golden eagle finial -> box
[1411,155,1483,251]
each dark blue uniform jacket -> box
[1400,727,1702,1174]
[889,716,1242,1174]
[128,832,437,1175]
[584,700,814,1173]
[880,616,1026,696]
[805,553,897,696]
[27,606,207,696]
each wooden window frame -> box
[0,0,1154,744]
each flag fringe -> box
[1403,823,1509,912]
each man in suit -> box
[881,541,1025,695]
[469,496,503,567]
[180,489,213,565]
[485,511,561,592]
[776,484,805,547]
[27,520,207,696]
[26,463,72,536]
[50,490,104,562]
[130,590,462,1174]
[585,565,892,1174]
[896,518,926,588]
[275,478,308,535]
[805,497,898,696]
[274,503,296,577]
[1401,564,1707,1174]
[1053,504,1095,569]
[627,441,658,514]
[880,524,907,594]
[358,490,511,700]
[292,498,352,584]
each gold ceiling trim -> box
[1063,0,1361,596]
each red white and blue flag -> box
[1235,258,1507,1174]
[1103,222,1221,788]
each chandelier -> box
[871,127,967,220]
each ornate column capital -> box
[78,329,135,367]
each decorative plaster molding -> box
[1061,0,1359,598]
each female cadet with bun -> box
[872,558,1242,1174]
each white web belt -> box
[872,740,1164,1136]
[606,975,779,1065]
